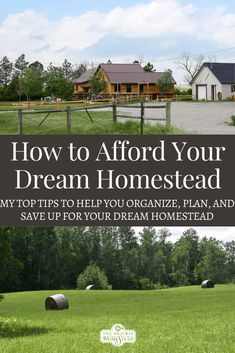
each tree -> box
[54,227,81,288]
[72,63,87,79]
[156,228,173,286]
[156,69,174,95]
[14,54,28,76]
[7,74,21,101]
[133,55,145,65]
[0,228,12,282]
[29,61,44,71]
[195,237,226,283]
[62,59,73,80]
[24,228,61,290]
[77,264,110,289]
[0,228,24,292]
[45,65,74,99]
[177,52,204,85]
[10,54,29,101]
[117,227,139,289]
[89,70,106,95]
[171,229,200,286]
[143,62,156,72]
[99,227,120,289]
[0,56,13,87]
[19,65,44,104]
[139,227,159,284]
[225,241,235,282]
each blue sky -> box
[0,1,151,20]
[0,0,235,82]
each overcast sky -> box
[134,227,235,242]
[1,0,235,82]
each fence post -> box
[140,101,144,135]
[67,106,71,134]
[18,109,23,135]
[113,102,117,123]
[166,102,171,127]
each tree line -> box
[0,227,234,292]
[0,54,93,102]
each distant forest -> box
[0,227,234,292]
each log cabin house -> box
[73,68,97,98]
[73,63,176,99]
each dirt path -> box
[117,102,235,134]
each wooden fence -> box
[113,102,171,135]
[17,102,171,135]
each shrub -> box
[138,278,155,290]
[77,264,110,290]
[174,87,192,96]
[154,283,169,290]
[230,115,235,126]
[0,294,4,301]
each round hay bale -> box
[201,279,214,289]
[85,284,96,290]
[45,294,69,310]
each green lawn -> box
[0,285,235,353]
[0,110,183,135]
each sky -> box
[134,227,235,242]
[0,0,235,82]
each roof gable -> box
[192,62,235,84]
[73,68,97,84]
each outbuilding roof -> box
[192,62,235,84]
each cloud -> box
[0,1,234,65]
[0,9,54,62]
[199,5,235,46]
[101,0,196,37]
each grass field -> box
[1,285,235,353]
[0,110,183,135]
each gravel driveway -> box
[117,102,235,134]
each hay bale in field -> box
[201,280,215,289]
[85,284,96,290]
[45,294,69,310]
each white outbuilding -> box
[191,62,235,101]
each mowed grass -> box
[0,110,183,135]
[1,285,235,353]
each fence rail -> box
[17,102,171,135]
[114,101,171,135]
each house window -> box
[231,84,235,93]
[126,84,132,93]
[114,84,121,92]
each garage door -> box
[197,85,207,100]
